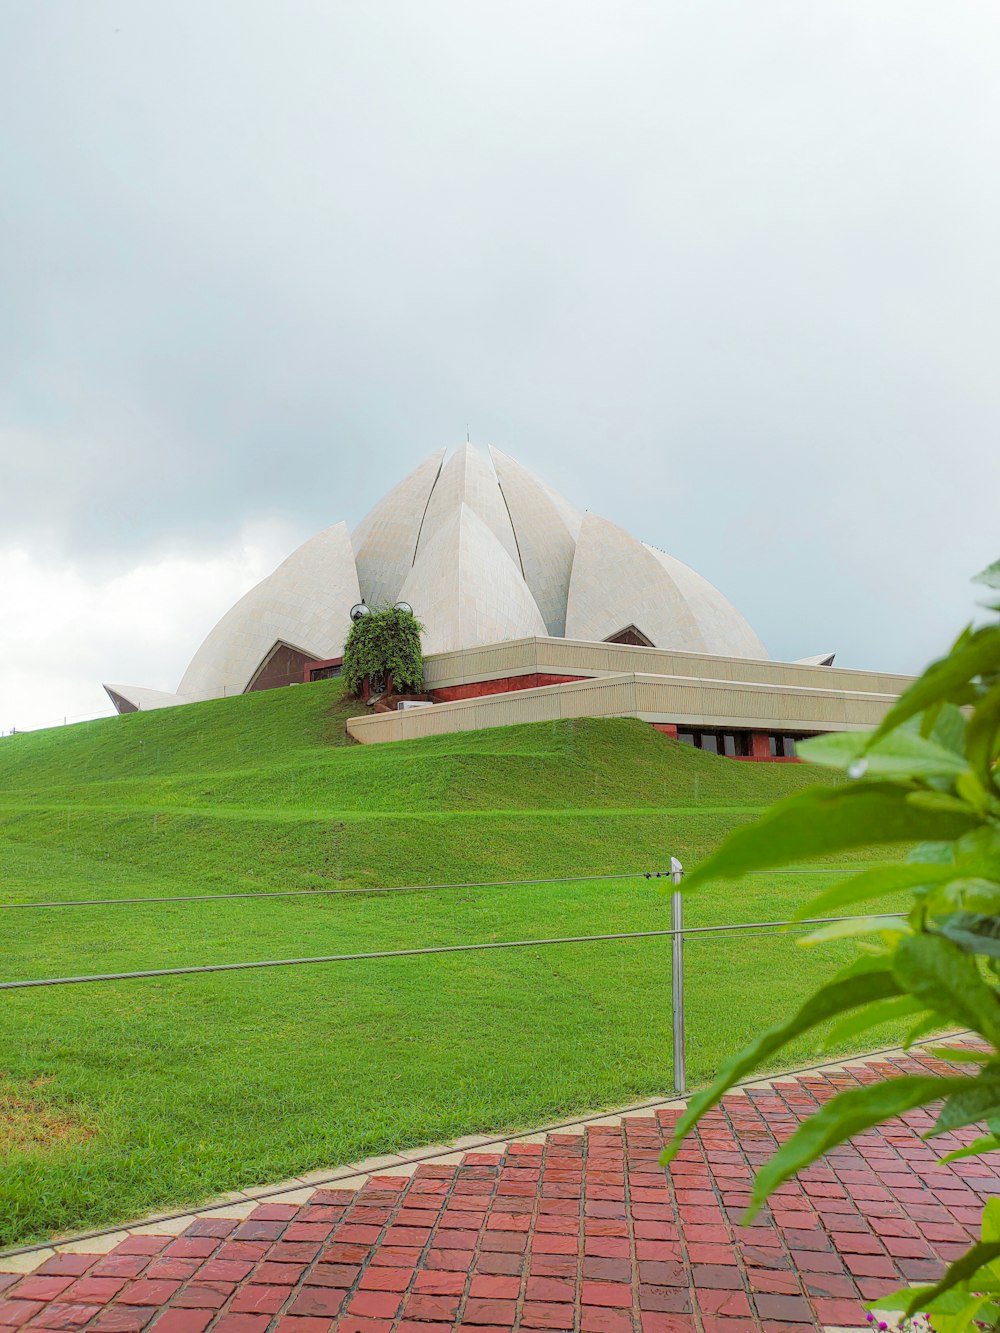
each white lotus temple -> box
[105,446,907,755]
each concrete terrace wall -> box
[420,636,912,696]
[347,667,903,745]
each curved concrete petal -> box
[398,502,546,655]
[490,446,582,638]
[644,546,770,660]
[177,521,361,701]
[352,449,445,607]
[414,443,521,569]
[565,514,706,652]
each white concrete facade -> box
[490,446,582,637]
[397,503,547,655]
[176,521,361,701]
[415,444,522,567]
[643,546,770,660]
[104,444,811,714]
[346,670,904,745]
[352,449,445,608]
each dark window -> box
[310,663,343,681]
[673,728,750,756]
[767,735,800,758]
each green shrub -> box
[341,604,425,695]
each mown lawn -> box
[0,682,907,1246]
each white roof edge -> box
[103,684,193,713]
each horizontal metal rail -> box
[0,870,676,912]
[0,913,904,991]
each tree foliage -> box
[665,558,1000,1330]
[341,605,425,695]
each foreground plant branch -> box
[663,558,1000,1332]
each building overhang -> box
[346,639,914,745]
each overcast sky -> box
[3,2,998,732]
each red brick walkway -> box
[1,1048,994,1333]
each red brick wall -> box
[732,755,803,763]
[651,723,678,737]
[248,644,317,692]
[433,674,587,702]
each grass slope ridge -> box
[1,681,887,1248]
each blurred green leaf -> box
[974,559,1000,592]
[868,625,1000,747]
[924,1045,995,1064]
[907,791,978,816]
[939,1133,1000,1164]
[910,841,958,864]
[928,880,1000,916]
[822,995,926,1049]
[792,863,960,920]
[905,1011,948,1046]
[932,1070,1000,1134]
[956,769,994,814]
[799,915,910,945]
[916,1293,998,1333]
[683,784,980,889]
[902,1241,1000,1316]
[894,933,1000,1044]
[931,704,969,756]
[968,681,1000,790]
[936,912,1000,960]
[870,1286,989,1320]
[660,958,902,1164]
[749,1077,964,1221]
[981,1197,1000,1243]
[799,728,970,779]
[957,826,1000,860]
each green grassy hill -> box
[0,681,895,1246]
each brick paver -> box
[2,1048,995,1331]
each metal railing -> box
[0,861,906,1098]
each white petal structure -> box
[643,547,769,660]
[102,685,191,713]
[416,444,521,568]
[565,514,705,650]
[176,522,361,701]
[104,443,778,712]
[352,449,445,607]
[490,446,582,637]
[397,503,547,655]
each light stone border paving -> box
[0,1036,964,1279]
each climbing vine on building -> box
[342,605,425,695]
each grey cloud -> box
[2,0,999,679]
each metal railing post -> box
[670,856,686,1096]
